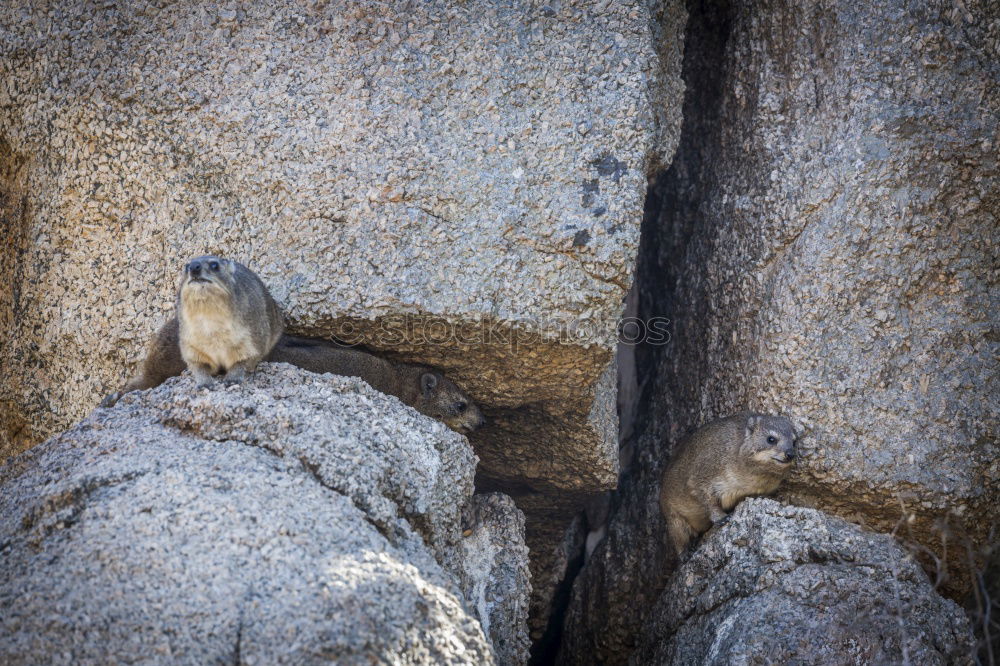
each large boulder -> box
[650,0,999,593]
[0,364,529,664]
[631,499,975,665]
[559,0,998,661]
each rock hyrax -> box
[177,255,283,388]
[271,335,486,433]
[659,413,796,556]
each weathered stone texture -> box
[460,492,532,666]
[0,365,530,664]
[631,499,975,665]
[0,0,685,515]
[560,0,998,662]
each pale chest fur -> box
[713,467,782,512]
[180,301,258,372]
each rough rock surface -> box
[560,0,998,663]
[0,364,529,664]
[460,493,532,666]
[631,499,975,665]
[0,0,685,527]
[528,514,587,652]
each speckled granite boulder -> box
[0,364,530,664]
[0,0,686,525]
[630,499,975,665]
[460,493,532,666]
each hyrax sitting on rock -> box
[659,413,796,556]
[176,255,283,388]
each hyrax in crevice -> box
[176,255,283,388]
[271,335,485,433]
[100,324,485,433]
[659,413,796,556]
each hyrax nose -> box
[189,263,202,277]
[784,449,796,462]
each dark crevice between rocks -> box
[522,162,673,664]
[232,618,243,666]
[630,0,736,477]
[631,0,736,524]
[539,1,737,662]
[528,533,586,665]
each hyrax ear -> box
[420,372,438,396]
[747,415,762,432]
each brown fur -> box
[659,413,796,556]
[100,322,485,433]
[271,336,485,433]
[99,318,186,407]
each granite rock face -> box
[559,0,998,662]
[460,493,532,666]
[631,499,975,665]
[0,0,685,526]
[0,364,529,664]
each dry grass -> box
[888,500,998,666]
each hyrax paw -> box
[221,367,248,386]
[712,512,731,526]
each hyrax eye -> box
[456,401,468,413]
[209,261,220,271]
[767,436,778,444]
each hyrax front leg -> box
[705,492,730,525]
[191,363,216,388]
[221,359,256,385]
[666,511,695,557]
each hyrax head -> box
[180,255,236,301]
[743,414,797,467]
[413,370,485,434]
